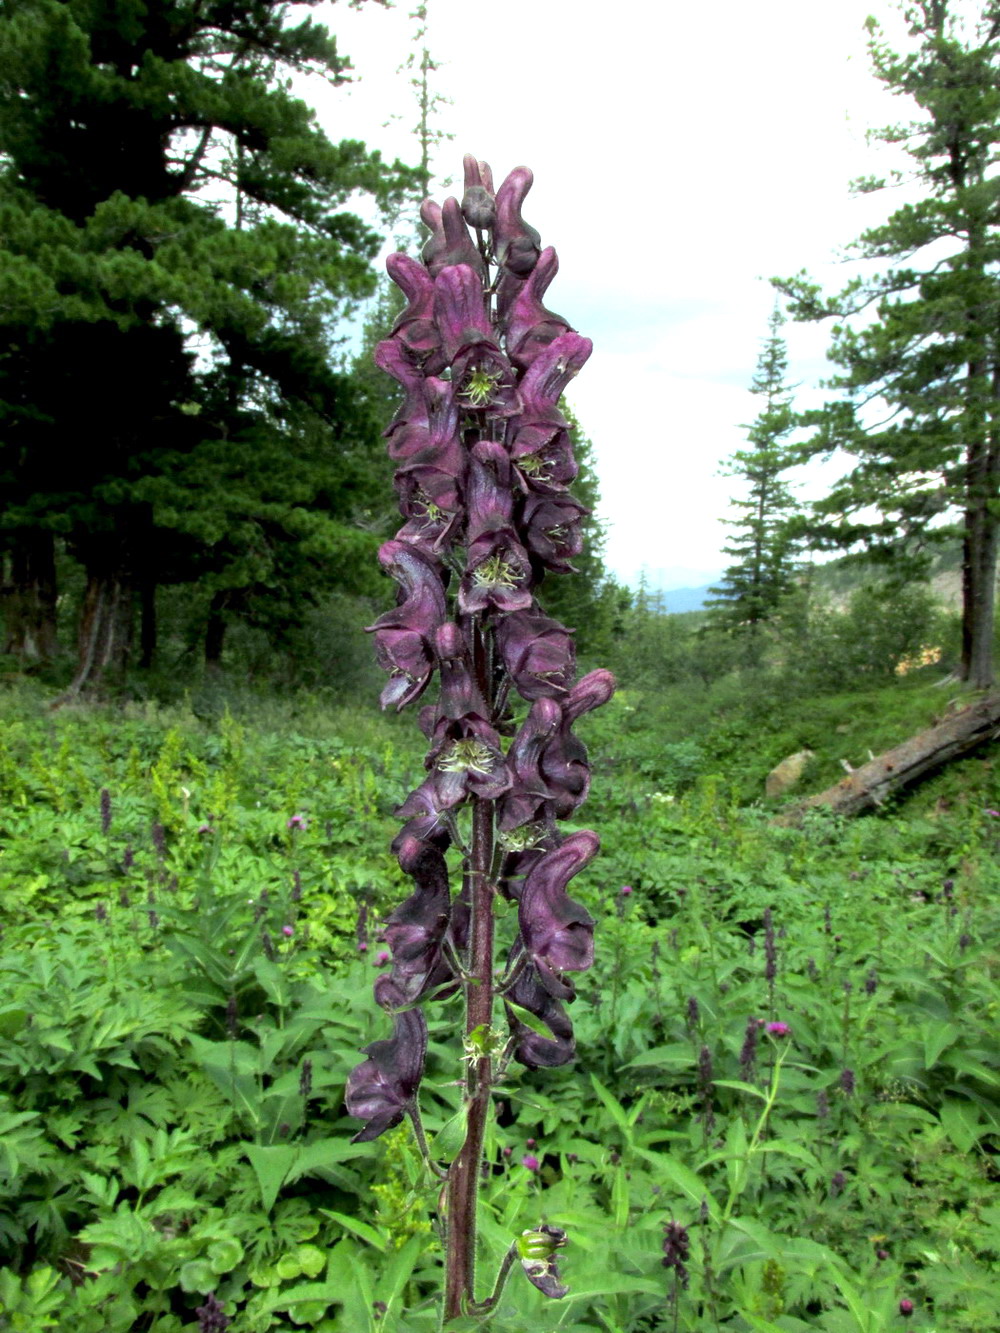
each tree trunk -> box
[774,691,1000,823]
[139,574,157,670]
[960,432,999,690]
[52,561,133,705]
[2,530,58,663]
[205,590,228,671]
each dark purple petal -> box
[367,542,447,710]
[496,612,576,701]
[385,252,446,373]
[433,264,493,364]
[346,975,427,1142]
[420,197,485,278]
[518,831,598,997]
[504,948,576,1069]
[461,153,496,229]
[503,247,572,370]
[383,838,453,1002]
[494,167,541,276]
[563,669,616,723]
[521,492,588,573]
[385,377,458,462]
[498,698,562,831]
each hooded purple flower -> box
[494,166,541,276]
[459,448,533,613]
[346,975,427,1142]
[367,541,447,710]
[520,490,588,574]
[461,153,496,229]
[501,247,573,370]
[434,265,520,416]
[420,195,485,278]
[497,612,576,701]
[518,830,598,998]
[385,252,446,373]
[508,331,593,458]
[503,943,576,1068]
[382,836,454,1002]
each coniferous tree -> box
[0,0,413,689]
[707,307,801,656]
[776,0,1000,688]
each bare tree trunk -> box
[204,590,228,671]
[52,560,133,705]
[139,574,157,670]
[2,530,58,663]
[961,433,999,690]
[775,691,1000,823]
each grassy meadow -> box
[0,662,999,1332]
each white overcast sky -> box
[310,0,919,588]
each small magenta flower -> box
[282,925,294,938]
[985,808,999,817]
[287,814,308,831]
[899,1298,914,1316]
[620,885,633,897]
[522,1154,540,1171]
[375,950,391,966]
[197,823,213,835]
[765,1021,791,1037]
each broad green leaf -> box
[318,1208,386,1252]
[712,1078,768,1101]
[244,1143,298,1213]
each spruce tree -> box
[707,306,801,657]
[0,0,413,689]
[777,0,1000,688]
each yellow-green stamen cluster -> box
[472,553,520,590]
[461,366,503,406]
[438,737,496,775]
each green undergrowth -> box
[0,675,998,1330]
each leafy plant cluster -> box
[0,678,997,1330]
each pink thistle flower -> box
[620,885,633,896]
[197,823,214,835]
[375,950,391,966]
[899,1298,914,1316]
[522,1154,540,1171]
[287,814,308,831]
[765,1021,791,1037]
[358,941,368,953]
[282,925,294,938]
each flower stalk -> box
[346,154,613,1323]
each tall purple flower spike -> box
[351,160,616,1204]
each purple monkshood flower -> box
[493,166,541,276]
[765,1021,792,1037]
[346,975,427,1143]
[517,831,598,998]
[100,788,112,835]
[840,1068,856,1095]
[460,153,496,229]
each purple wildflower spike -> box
[518,831,598,997]
[420,196,485,278]
[367,157,615,1320]
[346,975,427,1142]
[494,167,541,276]
[461,153,496,229]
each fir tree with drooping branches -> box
[776,0,1000,688]
[707,306,801,658]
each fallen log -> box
[775,691,1000,824]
